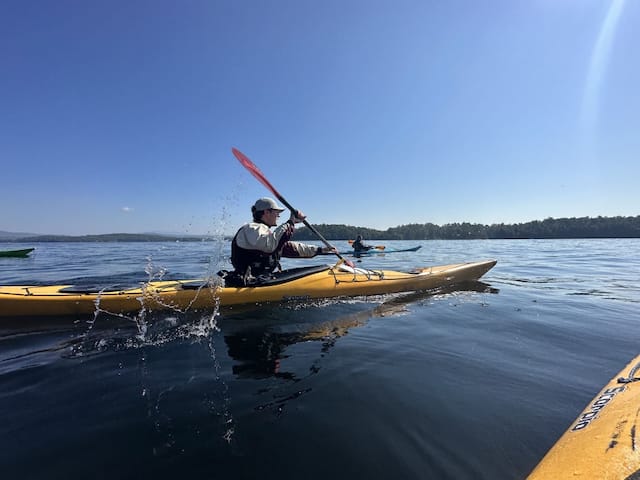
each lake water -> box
[1,239,639,479]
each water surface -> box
[1,239,639,479]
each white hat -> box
[252,197,284,212]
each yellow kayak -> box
[0,259,496,318]
[527,353,640,479]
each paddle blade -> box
[232,148,281,199]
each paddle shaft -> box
[271,193,338,253]
[232,148,351,266]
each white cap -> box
[252,197,284,212]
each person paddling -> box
[228,197,335,286]
[352,234,374,255]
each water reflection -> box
[0,280,498,451]
[219,281,498,381]
[1,281,497,364]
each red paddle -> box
[232,147,353,267]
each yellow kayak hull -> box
[0,260,496,318]
[528,353,640,479]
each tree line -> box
[3,215,638,242]
[292,216,640,240]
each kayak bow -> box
[0,248,35,258]
[527,353,640,479]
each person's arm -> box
[277,210,336,257]
[282,242,334,258]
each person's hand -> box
[320,246,337,254]
[289,210,306,224]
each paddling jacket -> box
[231,221,323,281]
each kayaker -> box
[352,234,373,254]
[228,197,335,286]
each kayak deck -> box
[527,353,640,479]
[0,259,497,318]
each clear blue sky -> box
[1,0,638,236]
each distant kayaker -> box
[228,197,335,286]
[352,234,373,254]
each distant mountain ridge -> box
[0,230,39,240]
[0,232,220,242]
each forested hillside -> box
[293,216,640,240]
[2,216,638,242]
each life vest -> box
[231,225,287,278]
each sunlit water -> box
[1,239,639,479]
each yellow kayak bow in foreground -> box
[528,353,640,479]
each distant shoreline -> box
[0,233,221,243]
[2,215,639,241]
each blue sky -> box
[1,0,638,236]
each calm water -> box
[1,239,639,479]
